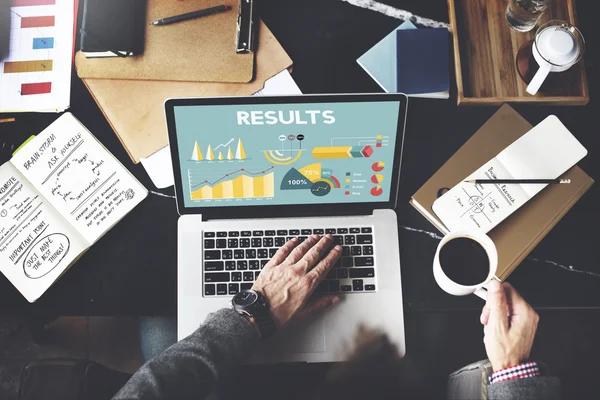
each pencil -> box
[151,4,231,26]
[0,118,16,124]
[465,179,571,185]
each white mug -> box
[526,20,585,95]
[433,230,498,300]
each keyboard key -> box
[204,232,216,238]
[241,231,252,237]
[365,284,376,291]
[269,248,278,257]
[363,245,374,255]
[341,285,352,292]
[205,272,230,282]
[217,284,227,295]
[228,239,239,248]
[260,260,269,268]
[222,250,233,260]
[337,228,348,234]
[229,283,239,295]
[342,257,354,268]
[275,237,286,247]
[258,249,269,258]
[277,229,288,235]
[349,268,375,278]
[361,227,372,233]
[342,246,351,257]
[241,283,253,291]
[298,236,308,243]
[357,235,373,244]
[253,230,264,236]
[334,258,343,268]
[327,270,337,280]
[217,232,227,237]
[354,257,374,267]
[315,281,327,294]
[204,239,215,249]
[205,261,224,271]
[229,231,240,237]
[286,236,294,242]
[236,260,248,270]
[251,238,262,247]
[225,261,236,271]
[313,229,324,234]
[216,239,227,248]
[353,279,364,291]
[351,246,362,256]
[265,230,276,236]
[301,229,312,235]
[344,235,355,245]
[263,237,274,247]
[329,280,340,292]
[337,269,348,279]
[249,260,260,270]
[204,250,221,260]
[289,229,300,235]
[245,249,257,259]
[205,284,215,295]
[255,271,261,280]
[234,250,245,259]
[326,228,336,234]
[232,272,242,282]
[240,238,250,248]
[334,235,344,245]
[350,228,360,234]
[243,272,254,281]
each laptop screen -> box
[167,95,407,215]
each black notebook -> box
[80,0,146,58]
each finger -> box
[295,234,334,273]
[503,282,528,313]
[486,280,509,331]
[265,237,298,267]
[480,305,490,325]
[307,245,343,283]
[285,235,321,264]
[295,295,341,321]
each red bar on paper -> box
[21,16,55,28]
[12,0,56,6]
[21,82,52,95]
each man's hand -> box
[252,234,342,329]
[480,280,539,372]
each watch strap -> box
[253,306,276,339]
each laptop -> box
[165,93,408,363]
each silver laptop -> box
[165,94,408,363]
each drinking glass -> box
[506,0,554,32]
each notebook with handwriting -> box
[0,113,147,302]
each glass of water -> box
[506,0,554,32]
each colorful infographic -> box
[173,101,401,208]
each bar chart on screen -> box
[0,0,75,112]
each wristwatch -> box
[231,289,276,339]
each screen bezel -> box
[165,93,408,219]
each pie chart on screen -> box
[371,174,384,184]
[372,161,385,172]
[370,186,383,197]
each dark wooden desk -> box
[0,0,598,316]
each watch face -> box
[235,290,258,306]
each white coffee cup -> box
[526,20,585,95]
[433,230,498,299]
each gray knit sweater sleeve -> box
[487,376,561,400]
[113,309,260,400]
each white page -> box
[0,0,75,112]
[432,116,587,233]
[12,113,148,244]
[0,163,87,303]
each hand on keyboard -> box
[252,234,342,328]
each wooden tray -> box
[448,0,589,106]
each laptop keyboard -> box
[203,227,376,297]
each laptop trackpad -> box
[270,317,326,354]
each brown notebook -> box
[81,22,293,163]
[75,0,254,83]
[410,104,594,280]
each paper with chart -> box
[0,0,75,112]
[0,162,87,303]
[432,116,588,233]
[11,113,148,244]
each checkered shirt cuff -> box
[489,362,541,384]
